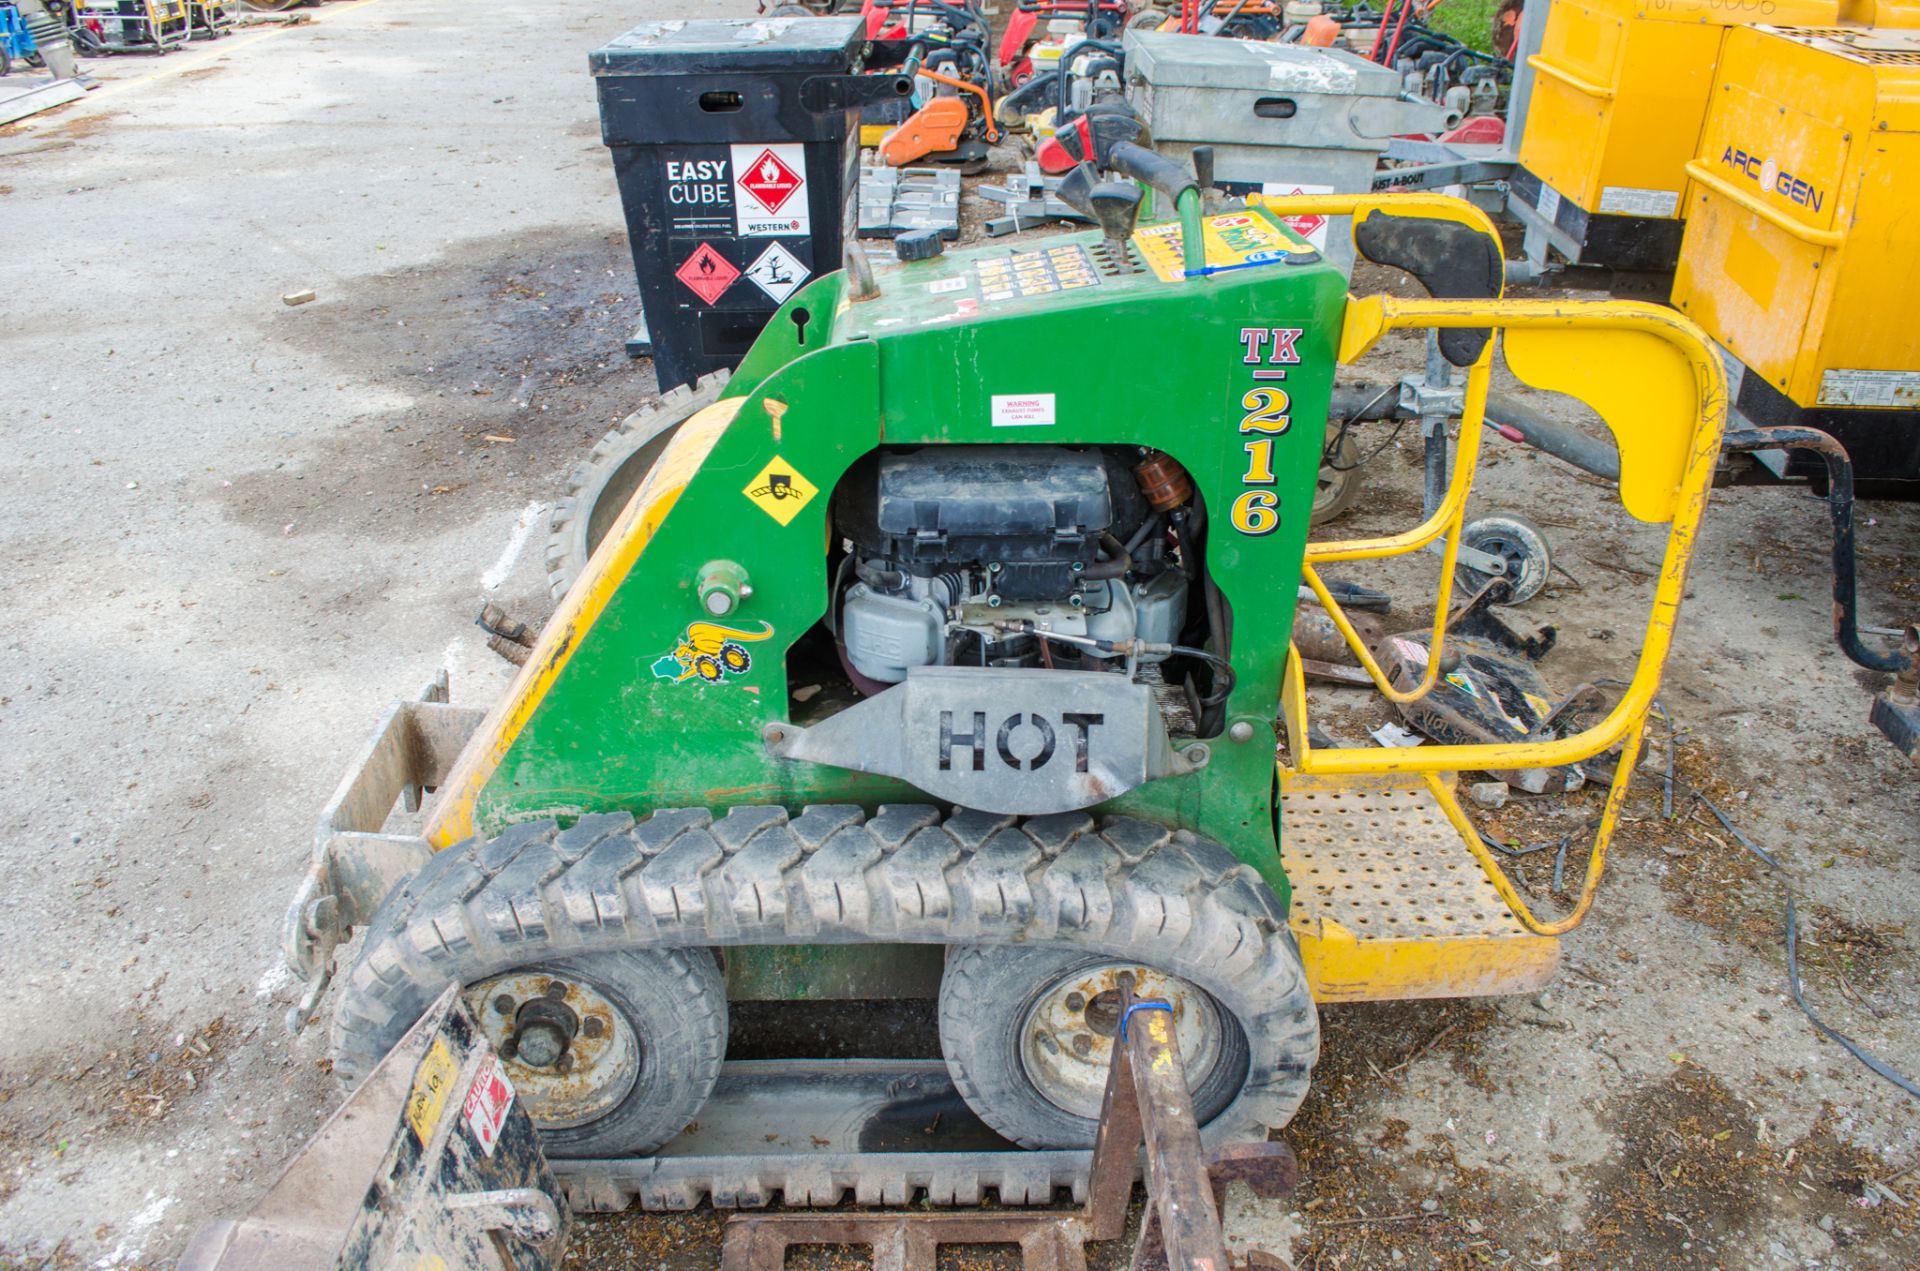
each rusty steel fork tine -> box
[1120,981,1233,1271]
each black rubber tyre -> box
[331,806,1317,1159]
[1455,512,1553,605]
[457,950,724,1156]
[331,823,726,1158]
[940,945,1269,1149]
[1311,432,1363,527]
[544,372,732,599]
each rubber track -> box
[331,805,1319,1199]
[542,371,730,598]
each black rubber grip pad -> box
[1353,212,1502,366]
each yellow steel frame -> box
[1279,291,1727,939]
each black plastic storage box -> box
[592,16,889,391]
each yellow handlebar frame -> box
[1283,296,1728,935]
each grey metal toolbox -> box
[1123,31,1456,273]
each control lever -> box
[1191,145,1226,213]
[1058,162,1142,271]
[1056,161,1099,219]
[1088,181,1143,272]
[1106,140,1198,210]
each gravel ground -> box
[1,2,1916,1268]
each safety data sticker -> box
[973,244,1099,302]
[1818,368,1920,409]
[1597,185,1679,218]
[1134,212,1312,283]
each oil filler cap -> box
[894,229,945,263]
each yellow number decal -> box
[1230,490,1280,536]
[1242,438,1276,485]
[1239,387,1291,435]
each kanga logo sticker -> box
[743,455,819,526]
[652,620,774,684]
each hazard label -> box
[742,455,819,526]
[744,242,809,304]
[675,243,739,305]
[732,142,810,237]
[1260,182,1333,252]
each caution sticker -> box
[742,455,819,526]
[404,1035,459,1146]
[675,243,739,305]
[461,1053,515,1158]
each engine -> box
[834,446,1191,688]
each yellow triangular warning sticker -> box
[742,455,819,526]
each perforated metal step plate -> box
[1280,772,1561,1002]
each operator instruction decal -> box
[404,1035,459,1146]
[973,244,1098,302]
[1134,213,1312,283]
[733,143,811,237]
[653,621,775,684]
[743,454,820,525]
[1229,326,1304,537]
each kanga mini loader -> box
[283,143,1728,1212]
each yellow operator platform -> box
[1673,23,1920,488]
[1510,0,1920,281]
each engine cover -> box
[866,446,1114,601]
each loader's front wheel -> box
[543,371,732,599]
[334,940,726,1156]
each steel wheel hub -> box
[464,970,639,1129]
[1018,962,1224,1121]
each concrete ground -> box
[0,2,1916,1268]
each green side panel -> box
[478,209,1352,914]
[725,944,946,1001]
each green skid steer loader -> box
[283,146,1728,1212]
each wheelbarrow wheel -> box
[1455,512,1553,605]
[544,371,732,599]
[1310,432,1363,526]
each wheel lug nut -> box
[493,994,515,1015]
[544,980,568,1000]
[1072,1034,1093,1057]
[1065,992,1085,1012]
[556,1053,574,1074]
[582,1016,605,1039]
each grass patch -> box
[1423,0,1498,54]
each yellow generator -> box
[1673,23,1920,489]
[1510,0,1918,282]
